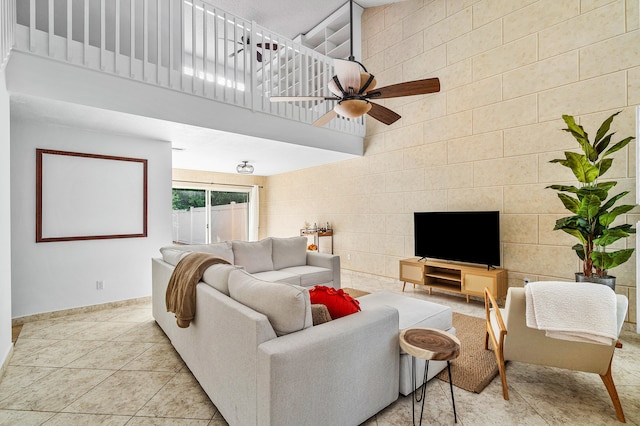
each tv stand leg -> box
[402,281,406,292]
[466,295,470,303]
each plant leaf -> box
[594,111,621,144]
[577,185,609,201]
[599,204,635,227]
[600,191,630,212]
[596,181,617,191]
[565,152,599,183]
[563,115,596,161]
[591,248,634,271]
[572,243,586,260]
[594,229,630,246]
[594,133,614,154]
[558,193,580,214]
[577,194,602,219]
[596,158,613,177]
[603,136,635,157]
[546,184,579,193]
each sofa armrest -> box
[306,252,341,289]
[256,306,399,426]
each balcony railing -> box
[0,0,15,69]
[11,0,365,136]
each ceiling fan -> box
[269,0,440,126]
[228,35,278,63]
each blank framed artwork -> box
[36,149,148,242]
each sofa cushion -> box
[228,269,312,336]
[272,236,308,270]
[309,286,361,319]
[185,242,234,264]
[201,263,240,296]
[160,242,234,265]
[252,270,301,286]
[159,247,191,266]
[279,265,333,287]
[232,239,273,274]
[358,290,452,331]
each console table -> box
[300,229,333,254]
[399,258,507,303]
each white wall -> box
[10,118,173,318]
[0,72,12,368]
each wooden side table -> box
[399,327,461,425]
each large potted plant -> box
[547,111,636,289]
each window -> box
[172,187,253,244]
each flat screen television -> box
[414,211,500,267]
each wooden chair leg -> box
[495,348,509,400]
[484,330,489,350]
[600,358,625,423]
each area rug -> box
[436,312,499,393]
[342,288,370,298]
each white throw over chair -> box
[484,285,629,423]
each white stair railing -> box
[11,0,365,136]
[0,0,15,70]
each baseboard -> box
[12,296,152,326]
[0,344,14,381]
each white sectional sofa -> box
[152,259,400,426]
[152,236,456,425]
[159,236,340,288]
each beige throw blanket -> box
[166,252,230,328]
[525,281,618,346]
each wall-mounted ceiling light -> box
[236,161,254,174]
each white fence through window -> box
[172,202,248,244]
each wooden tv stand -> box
[399,258,507,303]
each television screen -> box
[414,211,500,267]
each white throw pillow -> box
[228,269,312,336]
[159,246,190,266]
[232,238,274,273]
[272,236,307,270]
[201,264,239,296]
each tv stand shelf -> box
[399,258,507,303]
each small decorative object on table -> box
[400,327,461,425]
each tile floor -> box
[0,271,638,425]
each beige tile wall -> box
[264,0,639,325]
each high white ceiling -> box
[214,0,402,39]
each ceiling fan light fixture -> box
[269,0,440,127]
[236,160,254,174]
[334,99,372,119]
[328,72,377,97]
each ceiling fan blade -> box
[312,110,338,127]
[229,48,244,58]
[367,102,401,125]
[366,78,440,100]
[333,59,361,94]
[270,96,339,102]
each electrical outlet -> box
[96,280,104,290]
[347,253,351,260]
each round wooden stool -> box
[399,327,461,425]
